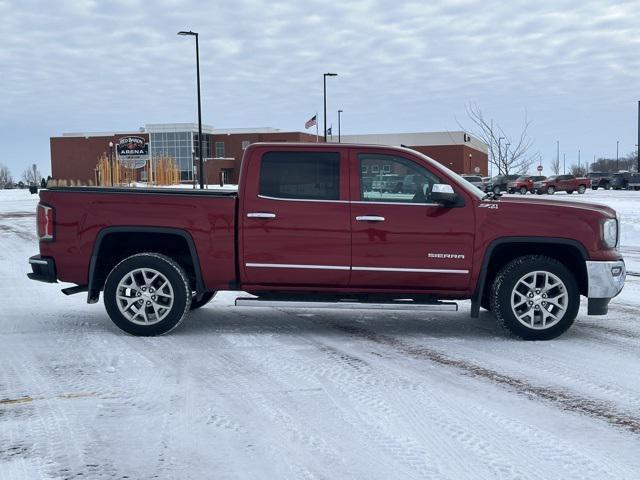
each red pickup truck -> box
[29,143,625,340]
[534,175,589,194]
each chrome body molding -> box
[586,260,626,298]
[246,263,469,274]
[352,266,469,274]
[246,263,350,271]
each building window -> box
[371,165,380,173]
[221,168,233,184]
[259,151,340,200]
[241,140,250,150]
[215,142,225,158]
[361,165,368,174]
[382,164,391,173]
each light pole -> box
[108,141,114,186]
[556,140,560,174]
[178,30,204,189]
[338,109,343,143]
[616,140,619,172]
[578,149,581,171]
[497,137,504,174]
[323,73,337,142]
[563,153,566,174]
[505,143,510,169]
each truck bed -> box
[39,186,238,291]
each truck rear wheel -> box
[104,253,191,336]
[578,185,586,194]
[490,255,579,340]
[547,186,555,194]
[519,187,528,195]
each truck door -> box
[240,147,351,287]
[349,149,474,291]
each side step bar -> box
[235,298,458,311]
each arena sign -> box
[116,136,149,169]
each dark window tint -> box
[259,151,340,200]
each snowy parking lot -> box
[1,188,640,479]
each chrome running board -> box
[234,298,458,311]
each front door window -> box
[359,154,440,204]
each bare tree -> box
[569,164,587,177]
[550,156,561,175]
[22,164,41,185]
[459,104,537,176]
[0,163,12,187]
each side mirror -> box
[431,184,458,205]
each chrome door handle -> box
[247,212,276,219]
[356,215,385,222]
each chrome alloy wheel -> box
[511,270,568,330]
[115,268,174,325]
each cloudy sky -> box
[1,0,639,177]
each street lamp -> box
[323,73,338,142]
[338,109,343,143]
[616,140,619,171]
[108,141,114,186]
[178,30,204,189]
[497,136,504,174]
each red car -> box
[29,143,625,340]
[507,175,546,194]
[534,175,589,194]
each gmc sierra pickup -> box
[28,143,625,340]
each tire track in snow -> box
[330,322,640,435]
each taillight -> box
[36,204,54,241]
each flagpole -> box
[316,112,318,143]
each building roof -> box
[337,131,488,153]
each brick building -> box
[50,124,488,185]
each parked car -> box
[534,175,589,194]
[28,143,625,340]
[461,175,484,190]
[371,174,403,193]
[485,174,521,194]
[588,172,612,190]
[507,175,547,194]
[626,173,640,191]
[610,172,632,190]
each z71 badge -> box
[479,203,498,209]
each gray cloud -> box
[0,0,639,175]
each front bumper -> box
[586,260,625,315]
[27,255,57,283]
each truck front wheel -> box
[104,253,191,336]
[490,255,579,340]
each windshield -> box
[547,176,557,181]
[516,176,530,181]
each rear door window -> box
[259,151,340,200]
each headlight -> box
[602,218,618,248]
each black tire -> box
[547,186,555,194]
[519,187,528,195]
[566,190,573,194]
[190,291,215,310]
[578,185,586,194]
[104,253,191,336]
[605,184,611,190]
[591,186,597,190]
[493,186,501,195]
[490,255,579,340]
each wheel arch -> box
[471,237,588,317]
[87,226,204,303]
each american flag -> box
[305,115,317,129]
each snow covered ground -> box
[1,188,639,479]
